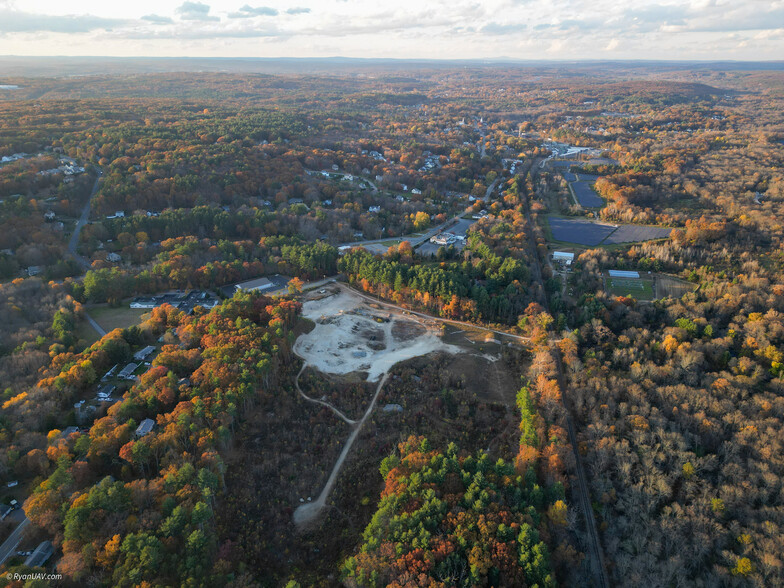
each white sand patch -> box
[295,287,463,382]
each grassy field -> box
[88,305,149,332]
[75,320,101,347]
[607,277,654,299]
[657,275,696,299]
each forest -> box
[0,61,783,587]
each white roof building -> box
[133,346,155,362]
[135,418,155,437]
[553,251,575,265]
[608,270,640,279]
[235,277,275,292]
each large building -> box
[608,269,640,279]
[235,277,275,292]
[552,251,575,266]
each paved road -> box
[84,312,107,337]
[0,516,29,565]
[68,168,103,270]
[484,177,500,203]
[338,212,466,250]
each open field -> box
[657,274,696,299]
[570,181,603,207]
[549,217,617,245]
[603,224,672,243]
[75,320,101,347]
[88,305,148,332]
[607,276,655,299]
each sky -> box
[0,0,782,60]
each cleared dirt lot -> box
[294,287,462,382]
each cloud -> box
[175,2,219,22]
[141,14,174,25]
[0,9,126,33]
[286,7,311,15]
[119,23,285,39]
[480,22,526,35]
[228,5,279,19]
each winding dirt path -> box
[293,372,390,528]
[293,362,357,425]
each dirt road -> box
[293,373,390,528]
[293,363,357,425]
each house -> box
[106,252,121,263]
[382,403,403,413]
[96,384,116,400]
[0,504,11,520]
[552,251,575,266]
[44,211,56,221]
[235,277,275,292]
[61,426,79,438]
[368,206,381,213]
[102,364,118,380]
[133,346,155,362]
[6,480,18,488]
[27,266,41,276]
[24,541,54,568]
[130,297,157,309]
[331,164,339,171]
[117,362,138,380]
[135,418,156,438]
[411,188,422,195]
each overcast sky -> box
[0,0,782,60]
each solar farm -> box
[548,218,617,245]
[548,218,673,246]
[603,224,672,244]
[570,181,604,207]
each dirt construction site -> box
[294,286,463,382]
